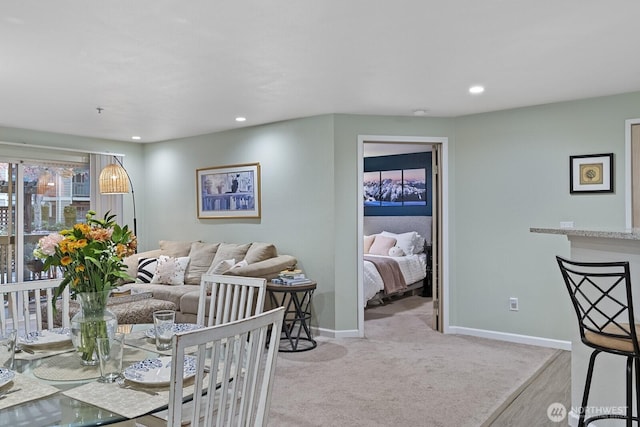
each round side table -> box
[267,281,317,352]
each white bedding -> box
[363,253,427,305]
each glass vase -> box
[70,290,118,366]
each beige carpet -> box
[267,295,558,427]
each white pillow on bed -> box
[369,235,396,256]
[381,231,418,255]
[388,246,405,257]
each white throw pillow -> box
[136,258,158,283]
[231,259,248,269]
[381,231,418,255]
[151,255,190,285]
[206,258,236,275]
[388,246,405,257]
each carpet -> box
[267,295,558,427]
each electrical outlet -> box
[509,297,519,311]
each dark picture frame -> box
[569,153,614,194]
[196,162,261,218]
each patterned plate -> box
[144,323,203,339]
[0,367,15,388]
[123,355,197,386]
[18,328,71,348]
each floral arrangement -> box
[35,210,137,300]
[35,210,136,364]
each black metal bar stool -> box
[557,256,640,427]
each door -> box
[0,161,90,284]
[431,144,443,332]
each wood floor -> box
[485,350,571,427]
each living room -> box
[2,4,640,424]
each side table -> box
[267,281,317,352]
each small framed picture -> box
[196,162,261,218]
[570,153,614,194]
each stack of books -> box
[271,269,312,285]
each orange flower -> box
[74,223,91,235]
[61,256,73,266]
[75,265,85,273]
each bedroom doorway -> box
[357,135,448,337]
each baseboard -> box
[312,327,360,339]
[449,326,572,351]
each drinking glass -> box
[96,333,124,383]
[0,330,17,370]
[153,310,176,351]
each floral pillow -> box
[137,258,158,283]
[150,255,190,285]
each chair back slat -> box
[0,279,70,336]
[197,274,267,327]
[557,256,639,354]
[168,307,285,427]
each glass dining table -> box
[0,324,172,427]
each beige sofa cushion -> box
[244,242,277,264]
[123,283,199,308]
[184,242,220,285]
[211,243,251,265]
[159,240,195,257]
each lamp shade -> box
[99,163,130,194]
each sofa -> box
[119,240,296,323]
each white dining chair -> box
[196,274,267,327]
[0,279,70,336]
[140,307,285,427]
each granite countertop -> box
[530,227,640,240]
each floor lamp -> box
[98,156,137,240]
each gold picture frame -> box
[196,162,261,218]
[570,153,613,194]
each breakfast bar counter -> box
[531,226,640,423]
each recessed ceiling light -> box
[235,117,247,122]
[131,136,141,140]
[469,85,485,95]
[413,109,429,116]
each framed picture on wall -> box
[196,162,261,218]
[570,153,614,194]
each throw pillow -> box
[231,259,248,269]
[151,255,190,285]
[159,240,196,257]
[381,231,418,255]
[364,235,376,254]
[244,243,277,264]
[184,242,221,285]
[211,243,252,265]
[388,246,405,257]
[368,235,396,256]
[137,258,158,283]
[206,258,236,275]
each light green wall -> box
[453,92,640,340]
[141,115,338,329]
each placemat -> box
[0,372,59,410]
[32,347,149,381]
[62,372,212,419]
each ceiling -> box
[3,1,640,143]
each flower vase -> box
[70,291,117,366]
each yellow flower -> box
[61,256,73,266]
[75,265,85,273]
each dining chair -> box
[557,256,640,426]
[0,279,70,336]
[196,274,267,327]
[141,307,285,427]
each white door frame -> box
[357,134,450,337]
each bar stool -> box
[557,256,640,427]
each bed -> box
[363,216,432,306]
